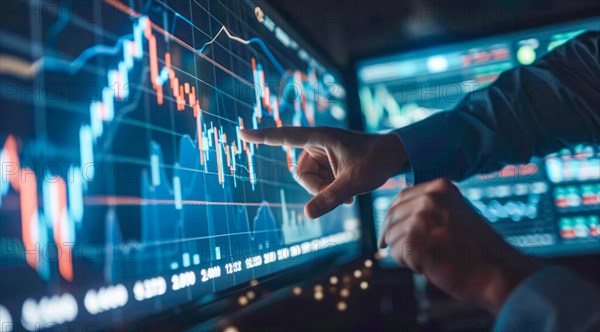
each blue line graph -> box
[172,11,287,75]
[43,34,133,75]
[41,12,286,81]
[242,38,286,75]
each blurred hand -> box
[240,126,408,219]
[379,178,542,314]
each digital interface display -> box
[357,18,600,265]
[0,0,361,329]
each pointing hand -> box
[240,126,408,218]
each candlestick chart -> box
[0,0,360,328]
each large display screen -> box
[0,0,361,329]
[357,18,600,264]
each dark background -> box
[267,0,600,66]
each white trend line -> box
[200,26,251,51]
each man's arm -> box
[379,179,600,331]
[494,266,600,332]
[239,32,599,218]
[396,31,600,184]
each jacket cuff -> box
[494,266,600,332]
[393,112,456,184]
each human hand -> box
[379,178,542,314]
[239,126,408,219]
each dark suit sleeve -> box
[395,31,600,184]
[494,266,600,332]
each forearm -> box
[493,266,600,332]
[396,31,600,184]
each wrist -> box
[378,132,409,176]
[477,254,543,314]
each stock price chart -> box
[0,0,360,329]
[357,18,600,265]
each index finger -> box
[239,127,317,148]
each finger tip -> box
[377,235,387,249]
[239,131,261,144]
[304,204,320,219]
[238,128,250,138]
